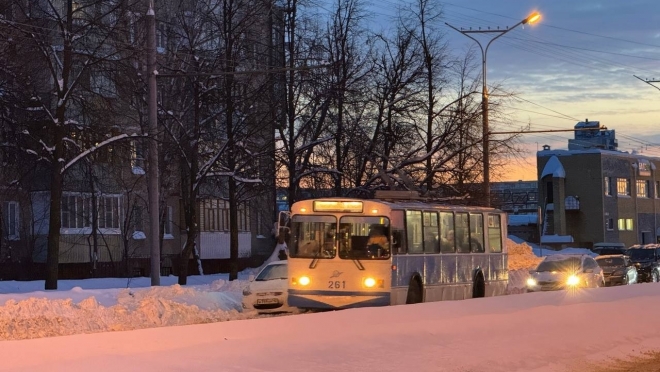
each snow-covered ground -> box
[0,238,587,340]
[3,238,657,371]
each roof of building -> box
[537,148,660,162]
[541,155,565,179]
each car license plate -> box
[256,298,279,305]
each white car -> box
[526,254,605,292]
[242,260,294,314]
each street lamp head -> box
[523,12,541,25]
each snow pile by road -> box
[0,277,253,341]
[506,238,543,294]
[507,238,543,271]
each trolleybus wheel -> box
[472,271,485,298]
[406,277,423,304]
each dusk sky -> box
[321,0,660,181]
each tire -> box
[406,278,423,304]
[652,271,659,283]
[472,272,486,298]
[623,274,629,285]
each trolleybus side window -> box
[439,212,455,253]
[406,211,424,254]
[455,212,470,253]
[488,214,503,252]
[390,210,406,254]
[290,215,337,258]
[470,213,485,253]
[423,211,440,253]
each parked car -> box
[526,254,605,292]
[627,245,660,283]
[242,260,295,314]
[591,242,628,256]
[595,254,637,286]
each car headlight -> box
[566,275,580,286]
[242,287,252,296]
[526,278,537,287]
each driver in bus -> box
[367,225,389,255]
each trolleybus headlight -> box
[363,277,376,288]
[526,278,537,287]
[298,276,311,286]
[362,277,384,288]
[566,275,580,286]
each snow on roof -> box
[537,148,660,162]
[629,244,660,249]
[595,254,625,259]
[541,253,585,262]
[540,234,573,243]
[541,156,565,178]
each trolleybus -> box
[284,193,508,309]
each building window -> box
[604,177,611,196]
[606,218,614,231]
[164,205,173,238]
[61,195,92,229]
[617,178,630,196]
[637,180,649,198]
[61,195,120,232]
[99,196,120,229]
[130,140,145,175]
[618,218,634,231]
[2,201,19,240]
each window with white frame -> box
[617,178,630,196]
[2,201,20,240]
[164,205,173,237]
[637,180,649,198]
[61,195,91,229]
[99,196,120,229]
[61,195,120,232]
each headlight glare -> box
[299,276,311,286]
[566,275,580,286]
[363,277,377,288]
[526,278,537,287]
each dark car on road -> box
[591,242,628,256]
[627,245,660,283]
[595,254,637,286]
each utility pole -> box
[446,12,540,207]
[634,75,660,92]
[146,1,160,286]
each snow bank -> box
[507,238,543,271]
[506,238,543,295]
[0,281,254,341]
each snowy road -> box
[2,282,660,372]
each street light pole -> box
[446,12,540,207]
